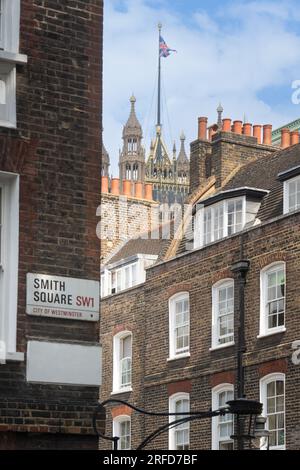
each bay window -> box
[169,393,190,450]
[259,262,286,337]
[212,280,234,349]
[260,373,285,450]
[169,293,190,360]
[212,384,234,450]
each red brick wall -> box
[0,0,103,447]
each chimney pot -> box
[233,120,243,135]
[111,178,120,195]
[253,125,262,144]
[243,123,252,136]
[290,130,300,146]
[122,180,132,197]
[198,117,208,140]
[101,176,109,193]
[222,118,232,133]
[263,124,272,145]
[135,182,143,199]
[144,183,153,201]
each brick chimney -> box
[290,131,300,146]
[281,128,291,149]
[253,125,262,144]
[101,176,109,193]
[198,117,208,140]
[111,178,120,195]
[263,125,272,145]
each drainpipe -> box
[231,237,250,451]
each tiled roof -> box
[222,143,300,221]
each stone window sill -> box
[257,327,286,339]
[209,342,235,352]
[167,353,190,362]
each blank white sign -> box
[27,341,102,386]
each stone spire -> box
[123,95,143,138]
[119,95,145,185]
[177,132,189,163]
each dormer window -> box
[284,176,300,214]
[194,188,268,249]
[278,166,300,215]
[101,254,158,298]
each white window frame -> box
[195,197,246,249]
[169,393,190,451]
[260,373,285,450]
[113,415,131,450]
[168,292,190,361]
[283,175,300,214]
[211,279,235,350]
[0,172,19,359]
[112,331,132,394]
[259,262,286,338]
[211,384,234,450]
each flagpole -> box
[157,22,162,128]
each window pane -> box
[266,267,285,330]
[266,379,285,449]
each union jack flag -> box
[159,35,177,58]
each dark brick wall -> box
[0,0,103,448]
[100,212,300,450]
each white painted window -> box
[113,416,131,450]
[260,373,285,450]
[212,384,234,450]
[110,262,138,295]
[113,331,132,393]
[169,292,190,360]
[0,172,19,357]
[212,279,234,349]
[260,263,285,337]
[195,197,246,248]
[169,393,190,450]
[284,176,300,214]
[0,62,16,128]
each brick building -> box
[0,0,103,449]
[100,117,300,450]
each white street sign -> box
[26,273,99,322]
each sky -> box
[104,0,300,176]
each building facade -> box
[100,117,300,450]
[0,0,103,449]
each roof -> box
[222,143,300,221]
[123,95,142,138]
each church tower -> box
[119,95,145,190]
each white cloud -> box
[104,0,300,176]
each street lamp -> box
[93,397,267,451]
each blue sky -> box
[104,0,300,175]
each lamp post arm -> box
[137,411,222,450]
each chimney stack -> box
[222,118,232,132]
[290,131,300,146]
[253,125,262,144]
[111,178,120,195]
[198,117,208,140]
[263,125,272,145]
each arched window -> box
[260,262,286,337]
[169,292,190,360]
[169,393,190,450]
[125,164,131,180]
[132,163,138,181]
[212,384,234,450]
[113,331,132,393]
[113,415,131,450]
[260,373,285,450]
[211,279,234,349]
